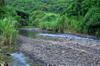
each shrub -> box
[63,16,83,33]
[38,13,60,31]
[29,10,45,26]
[82,7,100,36]
[56,15,68,33]
[0,16,18,45]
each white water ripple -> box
[11,52,30,66]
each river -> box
[9,28,100,66]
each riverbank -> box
[18,35,100,66]
[1,27,100,66]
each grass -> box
[30,12,84,33]
[0,16,18,62]
[0,16,18,45]
[0,16,18,51]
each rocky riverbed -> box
[18,34,100,66]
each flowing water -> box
[9,28,100,66]
[19,28,100,46]
[10,52,30,66]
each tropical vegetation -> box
[0,0,100,63]
[5,0,100,36]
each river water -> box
[19,28,100,46]
[9,28,100,66]
[10,52,30,66]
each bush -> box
[56,15,68,33]
[62,16,83,33]
[0,16,18,45]
[82,7,100,36]
[38,13,60,32]
[29,10,45,26]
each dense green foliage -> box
[0,17,17,45]
[0,16,18,62]
[0,0,100,63]
[3,0,100,37]
[0,0,18,62]
[0,0,18,45]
